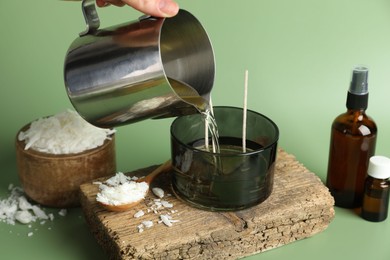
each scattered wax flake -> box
[18,196,32,211]
[134,210,145,218]
[142,220,153,228]
[152,187,164,198]
[161,201,173,208]
[58,209,67,217]
[31,206,49,220]
[15,211,35,224]
[159,215,172,227]
[137,224,144,233]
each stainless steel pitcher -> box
[64,0,215,128]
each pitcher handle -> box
[80,0,100,36]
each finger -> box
[96,0,108,7]
[96,0,125,7]
[122,0,179,17]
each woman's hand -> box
[96,0,179,17]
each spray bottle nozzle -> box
[349,66,369,95]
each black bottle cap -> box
[346,66,369,110]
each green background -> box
[1,0,390,259]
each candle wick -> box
[243,70,249,153]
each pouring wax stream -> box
[198,70,249,154]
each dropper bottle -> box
[362,156,390,222]
[326,66,377,208]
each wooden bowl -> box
[15,124,116,208]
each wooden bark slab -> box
[79,149,335,259]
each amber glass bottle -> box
[326,66,377,208]
[362,156,390,222]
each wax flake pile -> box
[96,172,149,206]
[94,173,180,233]
[0,184,68,237]
[18,109,115,154]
